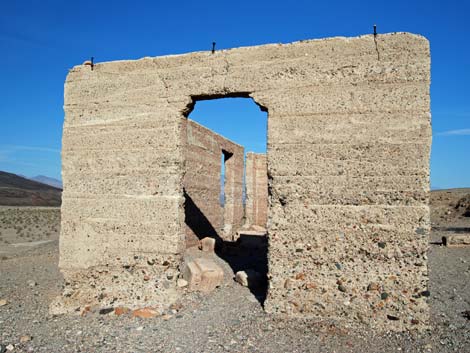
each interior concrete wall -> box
[183,119,244,247]
[57,33,431,331]
[245,153,268,228]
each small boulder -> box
[235,270,262,288]
[182,258,223,293]
[132,307,159,319]
[200,237,216,252]
[177,279,188,288]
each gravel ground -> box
[0,193,469,353]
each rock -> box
[377,242,386,249]
[0,345,6,353]
[235,270,262,288]
[182,258,223,293]
[200,237,216,252]
[99,307,114,315]
[136,326,143,331]
[380,292,389,300]
[19,336,31,343]
[442,234,470,247]
[162,314,172,320]
[338,285,347,293]
[6,345,13,352]
[114,307,129,316]
[27,280,36,287]
[143,275,150,281]
[386,314,399,321]
[177,279,188,288]
[132,307,159,319]
[421,290,431,297]
[83,60,92,66]
[0,299,7,307]
[367,283,380,291]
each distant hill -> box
[30,175,63,189]
[0,171,62,206]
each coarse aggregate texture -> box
[59,32,431,329]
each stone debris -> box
[177,279,188,288]
[19,336,31,343]
[442,234,470,247]
[132,307,160,319]
[0,299,7,307]
[114,307,129,316]
[235,270,262,288]
[182,258,224,293]
[200,237,216,252]
[5,345,13,352]
[27,280,36,287]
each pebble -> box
[338,285,347,293]
[0,299,7,307]
[177,279,188,288]
[19,336,31,343]
[5,345,13,352]
[381,292,389,300]
[136,326,143,331]
[27,280,37,287]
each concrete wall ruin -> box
[184,119,244,247]
[245,153,268,229]
[56,33,431,331]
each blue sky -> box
[0,0,468,189]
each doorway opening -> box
[183,96,269,303]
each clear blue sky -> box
[0,0,468,189]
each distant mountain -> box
[30,175,63,189]
[0,171,62,206]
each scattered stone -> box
[421,290,431,297]
[27,280,37,287]
[182,258,223,293]
[136,326,143,331]
[386,314,399,321]
[410,319,419,325]
[200,237,216,252]
[338,285,347,293]
[442,234,470,247]
[143,275,150,281]
[235,270,262,288]
[367,283,380,291]
[170,303,183,311]
[132,307,159,319]
[162,260,170,266]
[0,299,7,307]
[177,279,188,288]
[114,307,129,316]
[6,345,13,352]
[19,336,31,343]
[380,292,389,300]
[334,263,342,270]
[99,307,114,315]
[162,314,172,321]
[377,242,386,249]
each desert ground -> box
[0,190,469,353]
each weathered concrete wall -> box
[56,33,431,331]
[184,119,244,247]
[245,153,268,228]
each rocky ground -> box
[1,191,469,353]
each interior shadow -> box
[184,189,268,305]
